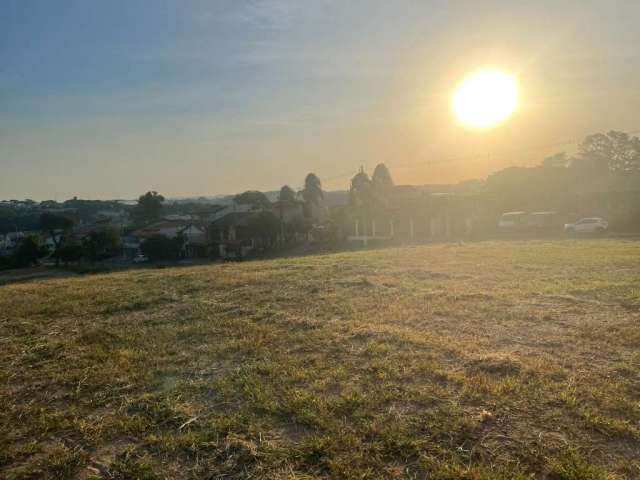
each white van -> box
[498,212,528,231]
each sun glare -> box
[453,69,519,129]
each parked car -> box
[498,211,528,231]
[564,217,608,235]
[133,254,149,263]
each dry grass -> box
[1,239,639,479]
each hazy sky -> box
[2,0,640,200]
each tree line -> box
[1,212,121,270]
[3,129,640,269]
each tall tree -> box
[234,191,272,210]
[371,163,394,216]
[278,185,297,203]
[81,227,122,261]
[371,163,394,195]
[574,130,640,174]
[133,191,165,224]
[40,212,75,266]
[349,167,372,208]
[276,185,297,245]
[246,211,280,248]
[349,168,373,238]
[302,173,323,218]
[13,236,47,268]
[57,243,83,265]
[141,233,185,261]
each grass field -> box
[1,240,639,479]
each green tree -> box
[278,185,297,203]
[574,130,640,174]
[81,227,121,261]
[57,243,83,265]
[302,173,323,218]
[141,234,185,261]
[0,207,18,235]
[247,211,280,248]
[13,236,47,268]
[349,167,372,208]
[327,205,351,243]
[349,168,373,238]
[371,163,394,221]
[371,163,394,197]
[133,191,165,224]
[40,212,75,266]
[234,191,272,210]
[284,215,312,238]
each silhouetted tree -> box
[371,163,394,196]
[284,215,312,238]
[234,191,272,210]
[0,206,41,234]
[81,227,121,261]
[141,233,185,261]
[349,168,373,237]
[328,205,351,243]
[247,211,280,248]
[13,236,47,267]
[302,173,323,218]
[371,163,395,220]
[276,185,299,244]
[133,191,165,224]
[573,131,640,174]
[40,212,75,266]
[349,167,372,208]
[57,243,83,265]
[278,185,297,203]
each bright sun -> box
[453,69,519,129]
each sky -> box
[1,0,640,200]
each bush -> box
[81,227,121,261]
[57,244,83,264]
[13,236,47,267]
[141,234,185,261]
[0,255,15,270]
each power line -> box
[322,127,640,185]
[423,128,640,169]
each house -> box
[95,210,129,223]
[132,220,192,240]
[0,230,60,257]
[121,235,142,259]
[209,204,255,221]
[0,231,28,256]
[162,214,194,221]
[344,186,486,245]
[180,223,208,257]
[207,212,256,258]
[0,234,14,256]
[190,205,232,223]
[132,220,208,258]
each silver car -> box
[564,217,608,235]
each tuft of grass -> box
[545,449,613,480]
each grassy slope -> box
[1,240,639,479]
